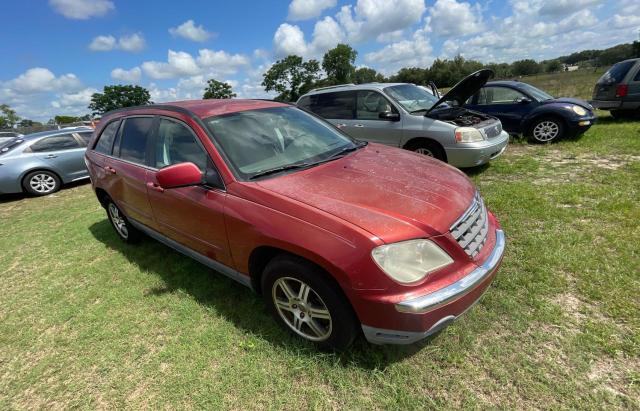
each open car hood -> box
[426,69,494,115]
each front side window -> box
[356,91,397,120]
[30,134,81,152]
[477,87,526,105]
[384,84,439,113]
[94,121,121,155]
[205,106,359,179]
[154,118,208,171]
[117,117,154,165]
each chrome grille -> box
[450,192,489,258]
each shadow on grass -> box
[88,219,436,369]
[0,180,89,204]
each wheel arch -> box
[402,137,448,162]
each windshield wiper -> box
[249,162,313,180]
[323,142,366,161]
[410,108,429,114]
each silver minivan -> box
[298,69,509,168]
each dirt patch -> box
[588,356,640,400]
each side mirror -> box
[156,162,203,189]
[379,111,400,121]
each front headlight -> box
[455,127,485,143]
[371,239,454,284]
[572,105,587,116]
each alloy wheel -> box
[532,121,559,142]
[271,277,332,341]
[108,203,129,239]
[29,173,57,194]
[414,147,434,157]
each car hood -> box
[256,144,477,242]
[542,97,593,110]
[426,69,494,115]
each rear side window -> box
[305,91,355,119]
[30,134,81,152]
[597,61,635,85]
[154,118,208,171]
[77,131,93,146]
[94,121,121,154]
[117,117,154,165]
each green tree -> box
[511,59,541,76]
[354,67,386,84]
[0,104,20,129]
[262,55,320,102]
[322,44,358,85]
[544,60,562,73]
[88,85,151,115]
[18,119,38,128]
[392,67,428,85]
[54,115,80,124]
[203,79,236,99]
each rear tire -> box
[105,197,141,243]
[405,139,446,161]
[261,255,359,351]
[610,109,637,119]
[527,117,564,143]
[22,170,61,196]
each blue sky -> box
[0,0,638,121]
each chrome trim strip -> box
[449,191,480,231]
[395,229,505,314]
[128,219,253,289]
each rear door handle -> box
[354,124,364,128]
[44,154,57,159]
[103,166,116,174]
[146,182,164,193]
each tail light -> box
[615,84,628,98]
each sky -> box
[0,0,639,122]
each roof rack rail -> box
[309,83,355,92]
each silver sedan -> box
[0,127,93,196]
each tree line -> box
[1,40,638,127]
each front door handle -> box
[44,154,58,159]
[354,124,364,128]
[103,166,116,174]
[146,182,164,193]
[336,123,347,128]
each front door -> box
[145,117,232,266]
[350,90,404,146]
[467,86,532,132]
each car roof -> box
[22,127,92,141]
[302,83,409,96]
[103,99,291,120]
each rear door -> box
[626,62,640,105]
[145,117,232,266]
[352,90,403,146]
[302,91,358,135]
[108,116,156,227]
[466,86,531,132]
[28,133,86,180]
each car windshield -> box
[204,106,362,179]
[518,83,554,101]
[384,84,440,113]
[597,61,635,85]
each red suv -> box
[85,100,505,350]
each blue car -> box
[464,81,596,143]
[0,127,93,196]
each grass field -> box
[1,114,639,409]
[497,68,607,101]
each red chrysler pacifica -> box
[85,99,505,350]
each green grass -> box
[1,114,639,409]
[499,68,607,100]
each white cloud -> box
[6,68,83,93]
[111,67,142,83]
[169,20,214,42]
[538,0,603,16]
[612,14,640,29]
[89,35,116,51]
[197,49,250,72]
[288,0,337,21]
[273,23,309,57]
[49,0,114,19]
[426,0,484,37]
[118,33,146,52]
[89,33,146,53]
[273,17,345,58]
[364,28,433,74]
[51,87,97,111]
[141,49,249,80]
[337,0,425,43]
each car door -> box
[352,90,404,146]
[626,62,640,105]
[107,116,156,228]
[28,133,86,180]
[145,117,232,267]
[466,86,532,132]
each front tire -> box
[105,198,140,243]
[262,255,359,351]
[405,139,446,161]
[23,170,61,196]
[528,117,564,143]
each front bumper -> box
[567,115,596,135]
[445,131,509,168]
[362,229,505,345]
